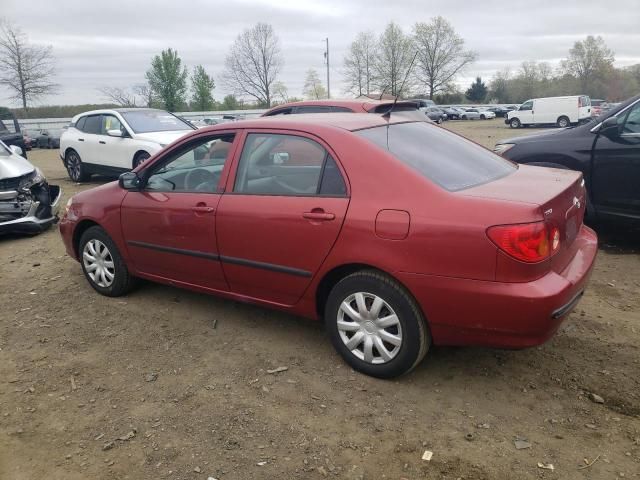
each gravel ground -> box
[1,118,639,480]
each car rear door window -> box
[82,115,102,134]
[295,106,332,114]
[356,122,515,191]
[233,133,346,196]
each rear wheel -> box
[480,114,486,120]
[65,149,90,182]
[79,226,136,297]
[557,116,570,128]
[510,118,521,128]
[325,270,430,378]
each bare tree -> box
[343,31,377,96]
[303,69,327,100]
[0,20,57,110]
[223,23,283,107]
[98,86,137,107]
[413,17,477,99]
[271,81,289,104]
[374,22,415,97]
[132,84,154,107]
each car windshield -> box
[355,122,516,191]
[121,111,192,133]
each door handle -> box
[99,140,106,144]
[192,206,215,213]
[78,138,84,142]
[303,211,335,221]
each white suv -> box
[59,108,195,182]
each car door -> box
[216,131,350,305]
[120,132,238,290]
[591,100,640,217]
[75,114,102,164]
[96,114,132,170]
[518,100,534,124]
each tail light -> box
[487,222,560,263]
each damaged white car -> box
[0,141,61,235]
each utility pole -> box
[324,37,330,99]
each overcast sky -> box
[1,0,639,107]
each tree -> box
[98,86,137,107]
[223,23,283,108]
[488,68,512,103]
[343,31,377,96]
[303,69,327,100]
[465,77,487,102]
[132,83,154,107]
[374,22,415,97]
[561,36,614,92]
[0,20,57,110]
[413,17,477,99]
[145,48,188,112]
[190,65,215,111]
[220,94,239,111]
[271,81,290,104]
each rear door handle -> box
[99,140,106,144]
[303,211,335,221]
[192,206,215,213]
[78,138,84,142]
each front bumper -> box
[504,118,510,125]
[0,184,62,234]
[398,225,598,349]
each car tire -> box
[133,151,150,169]
[480,114,486,120]
[437,117,443,124]
[557,116,570,128]
[79,226,136,297]
[461,115,467,120]
[65,149,90,182]
[510,118,521,128]
[47,139,52,149]
[325,270,430,379]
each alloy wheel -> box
[83,239,115,288]
[67,152,81,181]
[337,292,403,364]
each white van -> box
[506,95,591,128]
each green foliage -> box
[220,94,239,110]
[190,65,215,111]
[465,77,487,102]
[146,48,188,112]
[10,104,117,119]
[303,69,327,100]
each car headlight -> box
[19,168,46,189]
[494,143,515,156]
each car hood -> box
[0,150,35,179]
[498,127,577,145]
[133,130,192,145]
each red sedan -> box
[262,98,421,116]
[59,113,597,378]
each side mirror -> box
[107,129,123,137]
[119,172,141,190]
[598,116,619,138]
[9,145,23,156]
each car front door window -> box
[520,101,533,111]
[146,135,235,193]
[620,103,640,135]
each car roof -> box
[264,98,417,114]
[198,112,417,133]
[71,108,166,120]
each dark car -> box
[36,128,63,149]
[0,107,27,158]
[60,113,596,378]
[424,106,447,124]
[495,94,640,222]
[487,106,514,118]
[442,107,461,120]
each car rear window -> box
[355,122,516,191]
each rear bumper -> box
[0,185,62,235]
[399,225,598,349]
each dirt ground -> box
[1,118,639,480]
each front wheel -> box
[65,150,90,182]
[509,118,521,128]
[326,270,430,378]
[437,117,443,124]
[557,116,570,128]
[480,114,486,120]
[79,226,136,297]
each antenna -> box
[382,50,419,119]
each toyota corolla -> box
[59,113,597,378]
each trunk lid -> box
[462,164,586,274]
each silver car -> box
[0,141,61,235]
[460,108,481,120]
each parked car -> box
[590,99,606,117]
[424,106,447,124]
[0,141,61,235]
[477,108,496,120]
[60,113,596,378]
[59,108,196,182]
[409,98,437,110]
[263,98,422,116]
[486,106,512,118]
[36,128,63,149]
[461,108,481,120]
[495,94,640,221]
[507,95,591,128]
[442,107,462,120]
[0,107,27,158]
[22,131,35,150]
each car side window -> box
[620,103,640,135]
[295,106,332,114]
[145,134,235,193]
[332,106,354,113]
[101,115,123,135]
[265,108,293,116]
[83,115,102,134]
[233,133,346,196]
[520,101,533,111]
[76,117,87,131]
